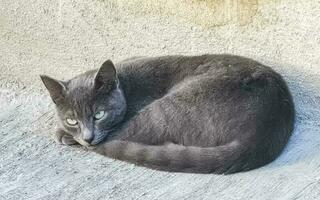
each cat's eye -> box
[94,110,106,120]
[66,118,78,126]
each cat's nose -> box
[82,129,94,144]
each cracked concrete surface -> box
[0,0,320,199]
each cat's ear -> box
[40,75,66,104]
[94,60,117,91]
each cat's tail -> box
[93,140,251,174]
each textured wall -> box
[0,0,320,199]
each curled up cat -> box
[40,55,295,174]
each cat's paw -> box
[54,129,78,145]
[61,135,78,145]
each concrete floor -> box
[0,0,320,199]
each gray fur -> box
[41,54,295,174]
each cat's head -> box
[40,60,127,146]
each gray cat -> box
[40,55,295,174]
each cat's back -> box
[117,54,268,75]
[116,54,276,89]
[115,54,286,115]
